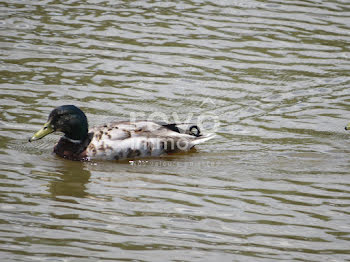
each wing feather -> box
[87,121,213,160]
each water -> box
[1,0,350,261]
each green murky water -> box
[1,0,350,261]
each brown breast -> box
[53,134,92,161]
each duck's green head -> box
[345,123,350,131]
[29,105,88,142]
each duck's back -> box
[85,121,212,160]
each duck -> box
[29,105,214,161]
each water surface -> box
[1,0,350,261]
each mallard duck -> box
[29,105,214,161]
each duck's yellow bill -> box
[345,123,350,131]
[29,122,54,142]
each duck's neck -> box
[62,136,84,144]
[63,126,88,142]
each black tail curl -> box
[188,125,201,137]
[161,122,201,137]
